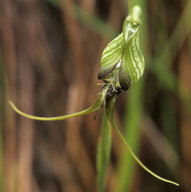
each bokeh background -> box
[1,0,191,191]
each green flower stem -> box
[96,109,111,192]
[106,95,179,187]
[128,0,134,14]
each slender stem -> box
[128,0,133,14]
[96,109,111,192]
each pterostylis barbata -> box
[9,5,179,187]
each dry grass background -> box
[1,0,191,191]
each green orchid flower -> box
[98,6,144,91]
[9,5,179,187]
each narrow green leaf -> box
[96,109,112,192]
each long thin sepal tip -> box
[9,100,97,121]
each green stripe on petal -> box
[98,33,124,79]
[119,31,144,90]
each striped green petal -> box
[98,33,124,79]
[119,31,144,90]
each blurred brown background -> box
[1,0,191,191]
